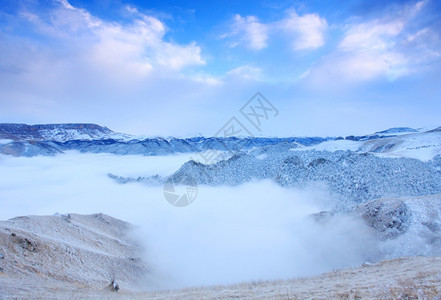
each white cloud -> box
[155,41,205,70]
[126,5,139,14]
[339,21,404,53]
[19,0,205,78]
[222,10,327,52]
[302,1,439,84]
[313,51,409,83]
[87,17,205,76]
[53,0,102,29]
[278,10,328,50]
[227,65,264,81]
[222,14,268,50]
[56,0,75,10]
[334,19,409,81]
[406,28,429,43]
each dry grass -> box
[385,278,440,300]
[3,255,441,299]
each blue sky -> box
[0,0,440,136]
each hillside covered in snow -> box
[2,123,440,205]
[2,205,441,298]
[1,123,439,159]
[0,213,150,296]
[93,125,441,206]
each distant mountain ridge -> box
[0,122,331,156]
[0,123,439,160]
[0,123,120,142]
[375,127,418,135]
[0,123,431,142]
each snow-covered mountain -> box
[1,122,441,204]
[2,123,439,204]
[0,123,440,159]
[168,148,441,204]
[0,123,331,156]
[0,123,131,142]
[304,129,441,161]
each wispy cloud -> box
[221,10,328,52]
[227,65,264,81]
[221,14,269,50]
[277,10,328,51]
[303,0,439,84]
[15,0,205,78]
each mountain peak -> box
[375,127,418,135]
[0,123,114,142]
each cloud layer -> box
[0,152,379,289]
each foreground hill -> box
[2,196,441,298]
[0,213,150,297]
[3,252,441,298]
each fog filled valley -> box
[2,0,441,297]
[1,124,441,298]
[0,152,377,288]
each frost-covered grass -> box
[119,255,441,299]
[3,255,439,299]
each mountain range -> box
[1,123,441,297]
[0,123,440,158]
[1,122,440,206]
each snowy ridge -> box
[0,123,132,142]
[1,123,440,160]
[359,131,441,161]
[1,123,440,161]
[293,129,441,161]
[375,127,419,135]
[167,149,441,204]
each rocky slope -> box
[355,194,441,257]
[0,213,150,297]
[313,194,441,258]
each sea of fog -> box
[0,152,379,289]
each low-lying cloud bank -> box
[0,152,424,289]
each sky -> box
[0,0,440,137]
